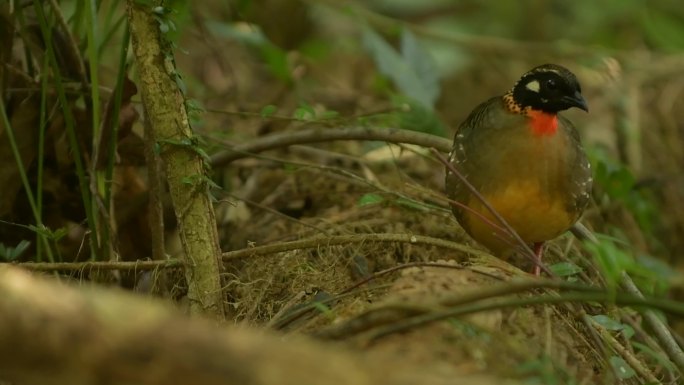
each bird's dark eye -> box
[546,79,557,90]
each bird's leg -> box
[532,242,544,276]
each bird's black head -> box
[511,64,588,113]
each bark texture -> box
[126,1,224,318]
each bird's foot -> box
[532,242,544,276]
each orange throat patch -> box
[502,93,559,136]
[526,109,558,136]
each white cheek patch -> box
[525,80,540,92]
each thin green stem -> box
[85,0,105,259]
[104,25,130,206]
[99,13,127,59]
[0,100,38,222]
[36,54,54,262]
[35,2,97,259]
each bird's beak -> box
[564,91,589,112]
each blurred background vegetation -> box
[2,0,684,382]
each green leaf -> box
[621,325,635,339]
[362,26,439,110]
[283,163,299,172]
[311,301,334,318]
[293,102,316,121]
[320,110,340,120]
[591,315,634,339]
[584,236,633,290]
[51,227,69,241]
[174,73,187,96]
[590,149,637,200]
[605,168,635,200]
[0,240,31,261]
[203,176,222,191]
[589,147,656,235]
[194,147,211,164]
[260,44,291,82]
[395,197,430,212]
[632,341,677,372]
[358,193,384,206]
[299,38,332,60]
[609,356,635,379]
[590,315,623,331]
[186,99,205,123]
[159,19,170,34]
[181,174,206,186]
[260,104,278,118]
[548,262,583,277]
[13,240,31,258]
[26,225,68,242]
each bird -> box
[445,64,592,275]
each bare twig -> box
[591,319,662,384]
[318,276,684,341]
[621,314,679,383]
[10,259,182,271]
[221,233,487,262]
[45,0,89,91]
[226,193,331,236]
[9,233,485,271]
[338,261,469,296]
[209,126,451,167]
[621,272,684,375]
[362,292,684,343]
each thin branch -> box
[621,272,684,375]
[318,275,684,341]
[591,317,662,384]
[363,292,684,343]
[338,261,470,296]
[220,145,449,219]
[620,314,679,383]
[10,259,182,271]
[45,0,89,91]
[226,193,331,236]
[10,233,486,271]
[209,126,451,167]
[221,233,488,262]
[578,310,615,375]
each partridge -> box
[445,64,592,274]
